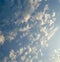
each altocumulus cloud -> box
[7,4,58,62]
[0,0,58,62]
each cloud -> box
[47,27,58,40]
[50,49,60,62]
[19,24,30,32]
[7,31,17,41]
[2,0,58,62]
[52,12,56,17]
[15,14,31,25]
[14,0,42,25]
[22,14,31,23]
[9,4,57,62]
[29,0,42,10]
[49,20,54,26]
[21,55,25,62]
[40,26,48,36]
[19,47,24,55]
[9,50,16,60]
[0,34,5,44]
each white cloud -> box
[40,41,44,46]
[0,34,5,44]
[21,55,25,62]
[52,12,56,17]
[7,31,17,41]
[44,4,49,12]
[40,27,48,36]
[30,0,42,10]
[28,46,32,53]
[14,0,42,25]
[19,47,24,55]
[47,27,58,40]
[9,50,16,60]
[31,4,50,26]
[22,14,31,23]
[19,24,30,32]
[49,20,54,26]
[50,49,60,62]
[29,33,40,42]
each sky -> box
[0,0,60,62]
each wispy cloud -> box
[47,27,58,40]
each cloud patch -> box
[0,34,5,44]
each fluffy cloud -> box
[0,34,5,44]
[9,50,16,60]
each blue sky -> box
[0,0,60,62]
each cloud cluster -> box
[7,3,58,62]
[0,0,58,62]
